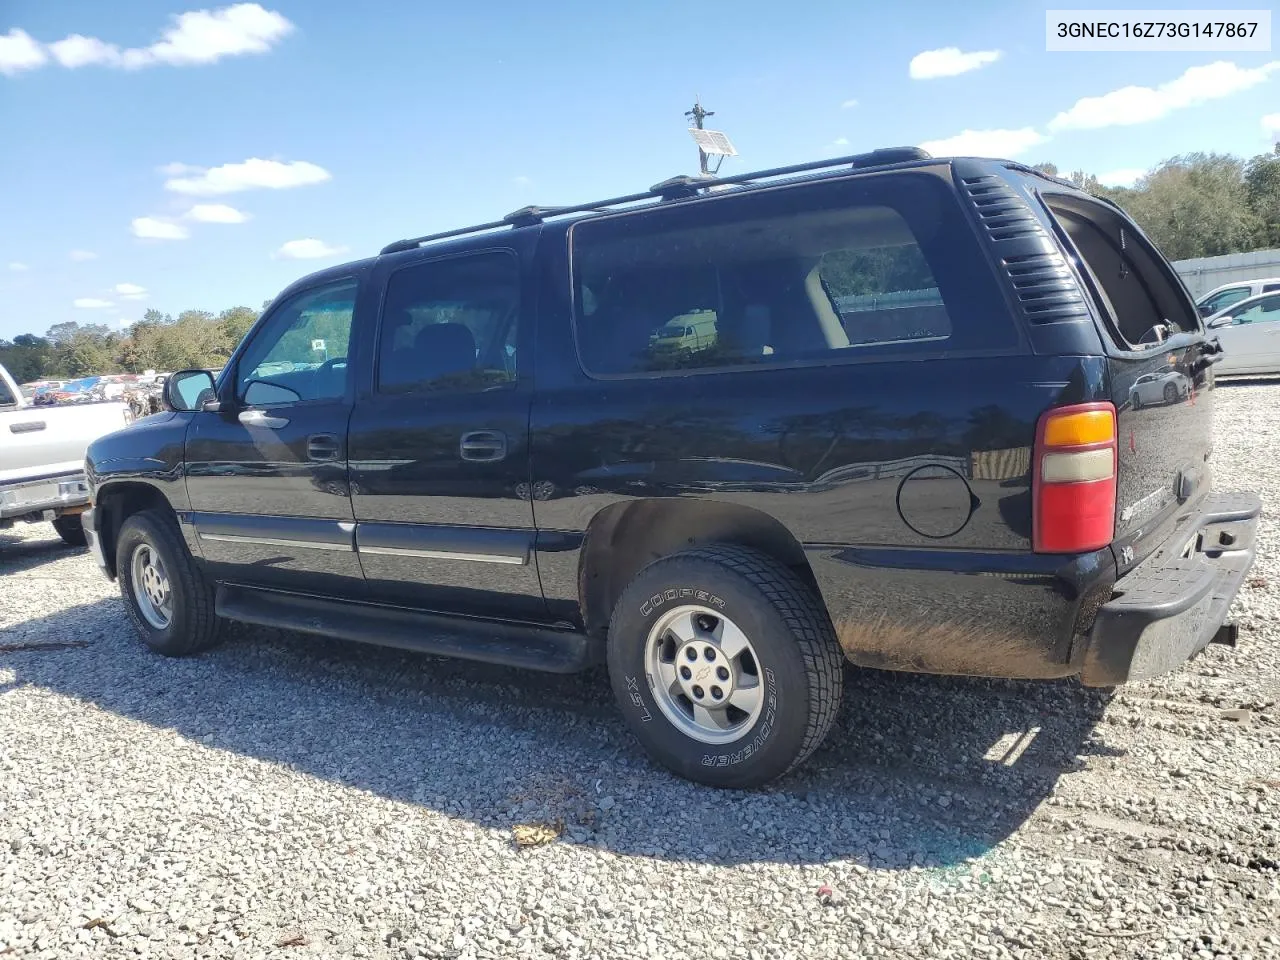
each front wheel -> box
[1163,382,1179,404]
[607,545,844,788]
[116,509,224,656]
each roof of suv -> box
[273,148,1090,301]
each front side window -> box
[236,279,357,406]
[571,173,1006,377]
[0,376,16,407]
[376,252,520,395]
[1234,295,1280,325]
[1202,287,1250,315]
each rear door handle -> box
[9,420,46,434]
[460,430,507,462]
[238,409,288,429]
[307,433,342,462]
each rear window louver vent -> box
[961,175,1041,241]
[959,172,1092,326]
[1003,253,1092,325]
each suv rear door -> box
[346,241,544,621]
[1038,190,1214,573]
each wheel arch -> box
[94,481,180,578]
[576,498,820,638]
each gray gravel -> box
[2,383,1279,960]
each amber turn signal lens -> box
[1043,409,1114,448]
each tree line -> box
[3,146,1279,385]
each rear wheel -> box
[52,514,86,547]
[607,544,844,788]
[1163,381,1178,404]
[116,509,223,656]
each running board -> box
[215,584,599,674]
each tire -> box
[116,508,223,657]
[1131,393,1141,410]
[606,544,844,788]
[52,514,86,547]
[1163,382,1178,404]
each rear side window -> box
[376,252,520,395]
[571,173,1012,377]
[1044,194,1199,348]
[1263,283,1280,293]
[0,376,16,406]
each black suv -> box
[84,148,1261,788]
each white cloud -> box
[512,175,532,186]
[909,47,1001,80]
[73,298,112,309]
[158,161,199,176]
[841,98,859,109]
[117,318,133,328]
[69,249,98,261]
[274,238,347,260]
[187,203,249,223]
[833,137,850,146]
[164,158,331,195]
[138,3,293,67]
[1049,60,1280,132]
[42,4,292,72]
[8,262,29,272]
[131,217,190,240]
[1097,167,1147,188]
[919,127,1047,158]
[0,28,47,76]
[49,34,123,68]
[1265,113,1280,141]
[114,283,148,300]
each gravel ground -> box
[2,383,1279,960]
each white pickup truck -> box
[1,361,134,545]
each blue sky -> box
[1,0,1278,341]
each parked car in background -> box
[1195,277,1280,318]
[1206,290,1280,376]
[83,148,1260,788]
[1,361,135,544]
[1128,368,1190,408]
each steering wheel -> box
[316,356,347,375]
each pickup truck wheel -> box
[607,544,843,788]
[116,509,222,657]
[52,515,86,547]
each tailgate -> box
[0,403,130,484]
[1036,190,1215,574]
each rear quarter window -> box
[570,172,1016,377]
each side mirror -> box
[164,369,218,412]
[1207,315,1234,329]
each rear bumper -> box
[1082,490,1262,686]
[0,471,90,523]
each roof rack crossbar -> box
[379,146,932,255]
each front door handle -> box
[460,430,507,462]
[307,433,341,462]
[238,409,288,429]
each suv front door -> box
[185,275,366,597]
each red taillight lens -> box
[1033,402,1117,553]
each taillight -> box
[1033,402,1117,553]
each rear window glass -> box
[1045,194,1200,348]
[570,172,1013,377]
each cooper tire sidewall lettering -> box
[610,566,811,784]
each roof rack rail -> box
[378,146,932,255]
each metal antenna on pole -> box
[685,97,714,175]
[685,98,736,177]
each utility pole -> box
[685,97,714,176]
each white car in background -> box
[1129,369,1190,408]
[1196,277,1280,319]
[1206,290,1280,376]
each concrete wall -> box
[1171,248,1280,298]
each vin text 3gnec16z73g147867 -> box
[81,148,1261,788]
